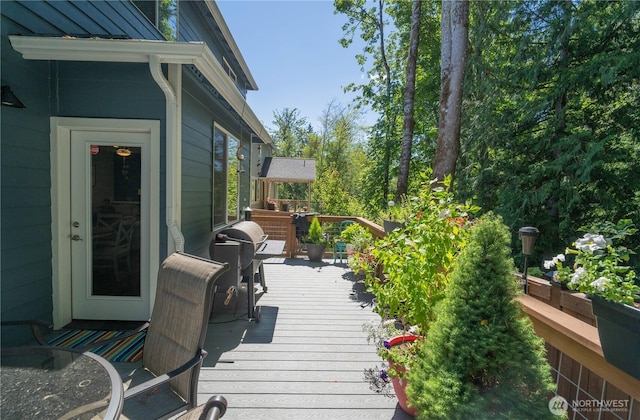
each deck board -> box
[199,258,413,419]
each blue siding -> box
[179,1,249,97]
[3,0,164,39]
[180,69,252,257]
[2,0,261,339]
[1,12,54,345]
[181,82,215,257]
[54,60,169,258]
[0,1,165,344]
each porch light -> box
[519,226,539,294]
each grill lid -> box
[218,221,267,268]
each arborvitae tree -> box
[406,214,556,419]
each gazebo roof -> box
[260,157,316,183]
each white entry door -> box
[69,130,151,320]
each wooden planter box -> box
[524,275,595,326]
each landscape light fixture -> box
[519,226,539,294]
[1,85,26,108]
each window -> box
[133,0,178,41]
[212,126,238,227]
[222,57,237,83]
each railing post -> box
[287,214,297,258]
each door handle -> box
[71,234,83,241]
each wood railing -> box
[249,210,385,258]
[518,276,640,418]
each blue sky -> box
[217,0,376,132]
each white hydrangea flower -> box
[590,276,611,292]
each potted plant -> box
[305,216,327,262]
[546,219,640,380]
[363,320,420,416]
[338,223,373,270]
[267,198,276,211]
[362,173,478,415]
[406,214,557,419]
[381,199,412,234]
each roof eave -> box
[205,2,258,91]
[8,36,271,144]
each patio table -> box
[1,346,123,419]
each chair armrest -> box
[1,320,53,345]
[204,395,227,420]
[124,349,208,400]
[71,322,150,352]
[175,395,227,420]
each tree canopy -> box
[267,0,640,268]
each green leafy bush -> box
[338,223,375,273]
[366,173,478,332]
[407,214,556,419]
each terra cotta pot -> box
[387,335,419,416]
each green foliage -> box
[458,0,640,271]
[339,223,372,249]
[313,167,363,216]
[271,108,311,157]
[406,214,556,419]
[335,0,442,206]
[548,219,639,306]
[381,197,413,224]
[158,0,177,41]
[339,223,374,273]
[306,216,325,244]
[366,173,478,332]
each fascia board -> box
[205,1,258,91]
[9,36,272,144]
[9,36,206,63]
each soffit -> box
[9,35,271,144]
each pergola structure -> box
[259,157,316,211]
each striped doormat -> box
[48,329,146,362]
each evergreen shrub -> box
[407,214,557,419]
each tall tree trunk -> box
[396,0,422,200]
[433,0,469,184]
[379,0,393,204]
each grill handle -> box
[216,233,253,245]
[216,233,269,246]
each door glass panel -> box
[91,145,141,297]
[227,137,238,221]
[213,128,227,227]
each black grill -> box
[210,221,285,320]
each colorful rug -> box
[48,329,146,362]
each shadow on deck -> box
[200,257,413,419]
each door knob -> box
[71,234,83,241]
[72,221,80,228]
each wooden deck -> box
[199,257,413,419]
